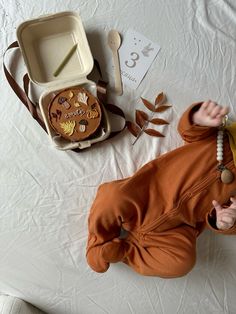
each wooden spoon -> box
[108,30,123,95]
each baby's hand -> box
[193,100,229,127]
[212,197,236,230]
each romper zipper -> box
[138,167,225,234]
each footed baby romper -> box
[86,103,236,278]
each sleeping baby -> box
[86,101,236,277]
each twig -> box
[132,110,155,145]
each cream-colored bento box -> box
[16,11,111,150]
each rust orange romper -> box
[86,103,236,278]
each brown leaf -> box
[155,92,165,106]
[144,129,165,137]
[136,110,148,128]
[149,118,169,125]
[126,121,141,137]
[155,105,172,113]
[141,97,155,112]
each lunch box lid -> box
[16,11,94,87]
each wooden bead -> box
[221,169,234,184]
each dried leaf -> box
[141,97,155,112]
[155,92,165,106]
[155,105,172,113]
[149,118,169,125]
[126,121,141,137]
[136,110,148,128]
[144,129,165,137]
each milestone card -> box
[119,29,161,89]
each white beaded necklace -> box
[217,116,234,184]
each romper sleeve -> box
[177,103,217,143]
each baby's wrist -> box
[216,219,234,230]
[192,111,203,126]
[216,222,229,230]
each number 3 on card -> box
[125,52,140,68]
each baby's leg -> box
[122,225,197,277]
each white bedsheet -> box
[1,0,236,313]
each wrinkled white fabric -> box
[1,0,236,313]
[0,295,44,314]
